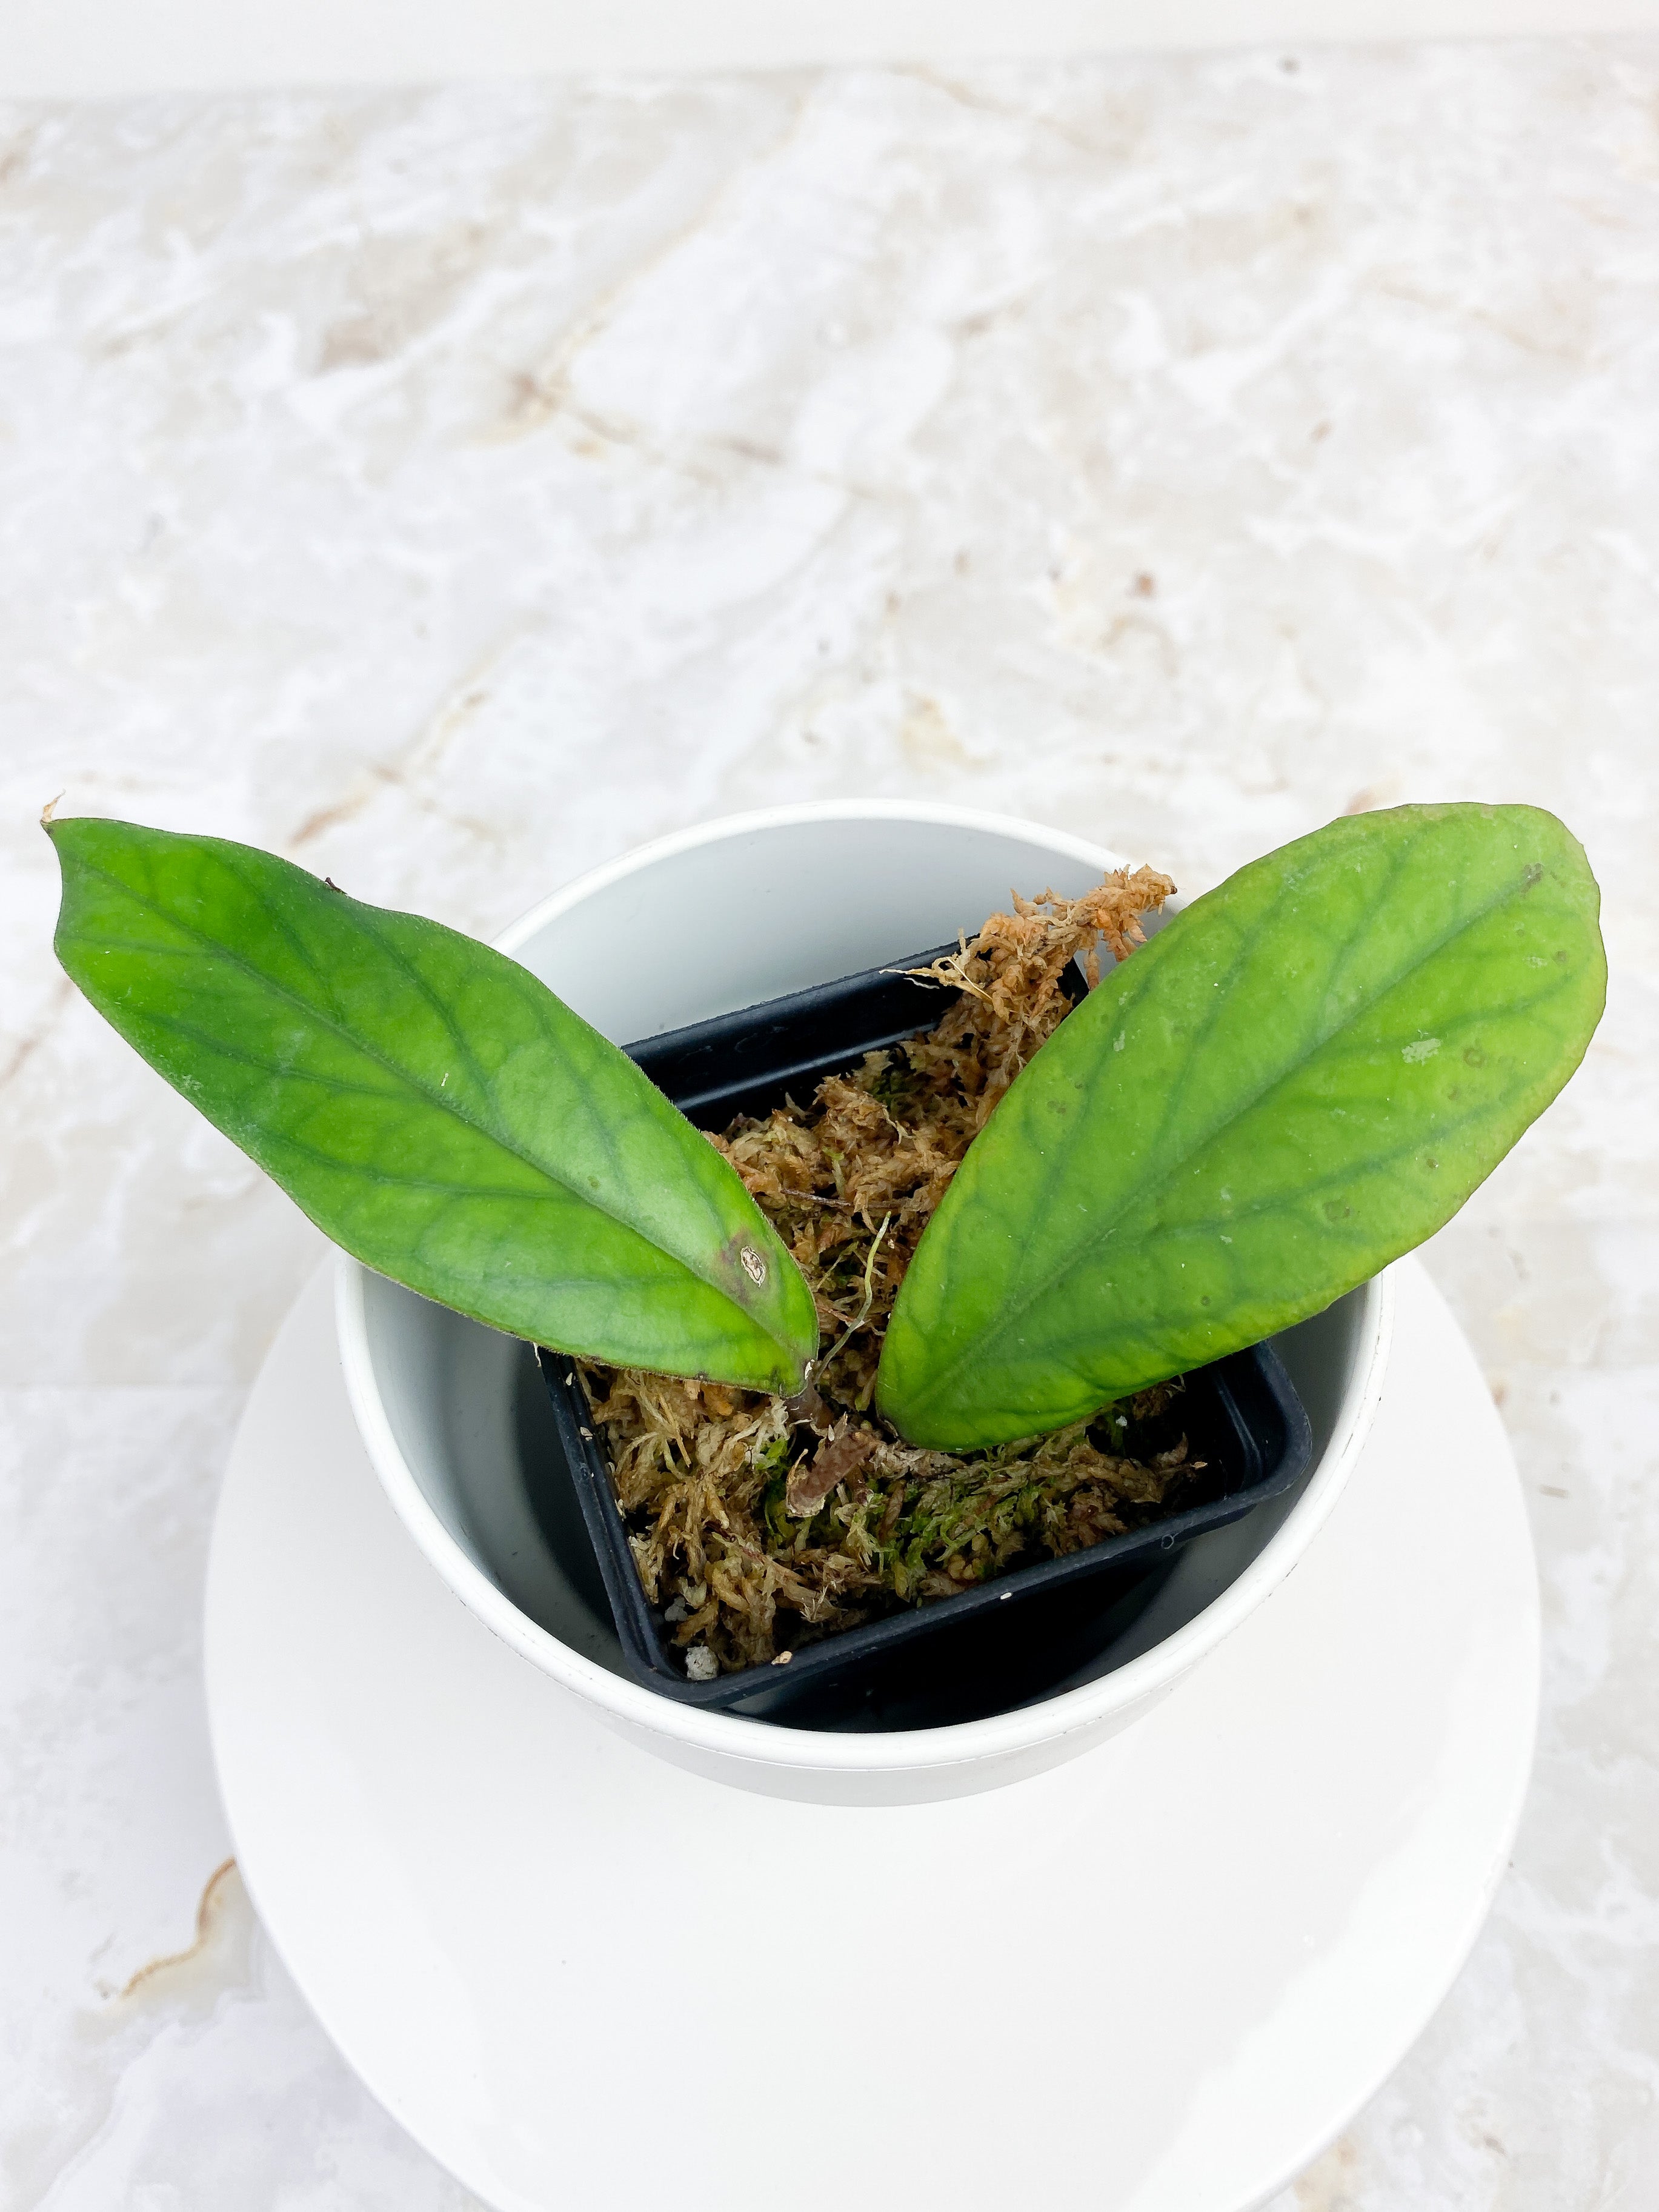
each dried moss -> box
[579,866,1197,1676]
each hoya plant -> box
[47,803,1603,1450]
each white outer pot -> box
[337,801,1393,1805]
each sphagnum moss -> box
[579,866,1206,1676]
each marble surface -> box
[0,36,1654,2209]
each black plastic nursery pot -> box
[537,944,1314,1731]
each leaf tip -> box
[39,792,64,834]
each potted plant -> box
[533,883,1316,1726]
[48,800,1604,1749]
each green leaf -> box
[877,803,1605,1449]
[48,817,819,1392]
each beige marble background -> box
[1,38,1655,2208]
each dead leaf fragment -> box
[786,1423,878,1518]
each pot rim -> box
[336,799,1396,1776]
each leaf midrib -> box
[65,851,754,1322]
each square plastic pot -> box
[537,942,1313,1729]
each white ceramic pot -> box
[337,802,1393,1805]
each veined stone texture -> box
[1,39,1655,2210]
